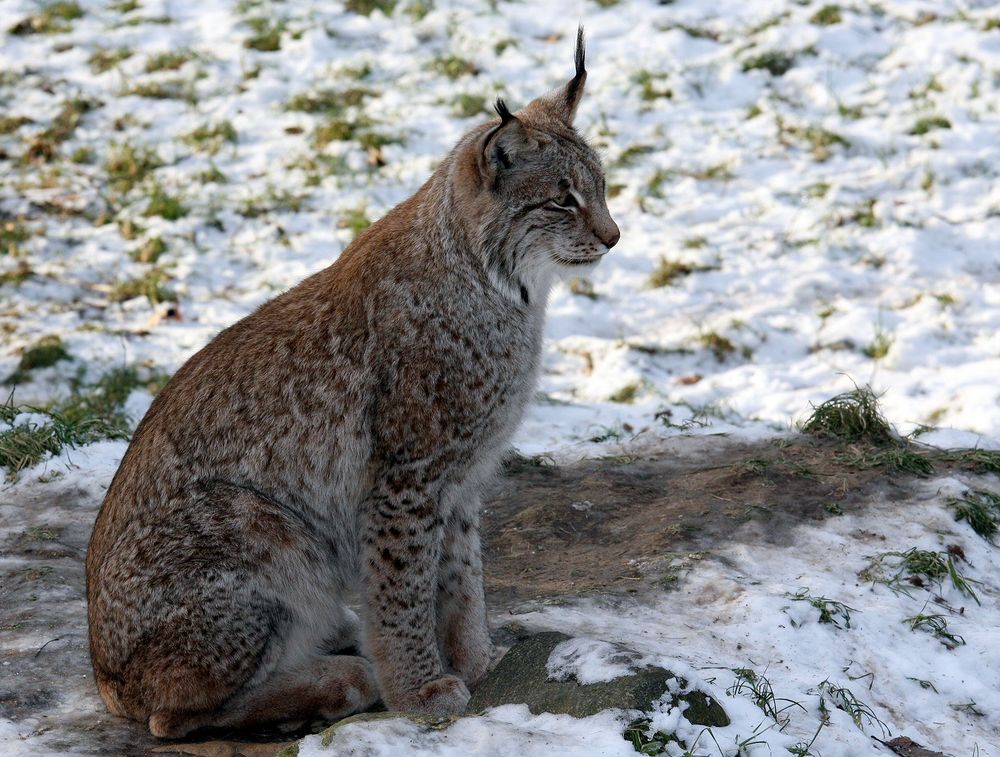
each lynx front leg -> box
[362,487,470,715]
[438,506,494,688]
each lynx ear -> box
[522,26,587,126]
[562,26,588,121]
[478,99,542,180]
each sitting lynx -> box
[86,28,618,738]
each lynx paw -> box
[395,675,470,715]
[453,638,495,688]
[444,618,495,688]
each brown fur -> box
[86,28,618,737]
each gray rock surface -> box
[467,631,729,725]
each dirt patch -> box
[0,434,960,754]
[483,435,916,605]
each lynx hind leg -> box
[92,481,372,738]
[149,655,379,738]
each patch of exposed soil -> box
[483,435,913,605]
[0,434,954,755]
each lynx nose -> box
[601,224,620,250]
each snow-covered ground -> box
[300,476,1000,756]
[3,0,1000,449]
[3,0,1000,754]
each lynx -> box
[86,28,619,738]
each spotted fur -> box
[85,28,618,737]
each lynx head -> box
[454,27,619,305]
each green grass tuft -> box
[339,208,371,239]
[311,112,380,149]
[848,198,879,228]
[802,385,893,444]
[936,448,1000,478]
[22,97,98,163]
[0,262,33,286]
[742,51,795,76]
[9,1,83,35]
[633,70,672,102]
[88,47,133,73]
[132,236,166,263]
[2,220,31,256]
[345,0,396,14]
[727,667,805,726]
[0,366,154,478]
[432,54,478,79]
[64,365,165,424]
[452,93,488,118]
[815,680,889,736]
[123,79,195,102]
[356,131,400,152]
[845,444,935,476]
[183,121,238,154]
[787,589,857,629]
[4,336,71,385]
[700,332,737,362]
[862,329,893,359]
[615,144,655,168]
[23,525,59,541]
[860,548,979,603]
[70,146,94,164]
[779,119,851,161]
[106,142,163,194]
[144,50,193,73]
[144,185,187,220]
[313,118,357,148]
[109,0,140,13]
[687,162,734,181]
[648,258,714,288]
[588,425,626,444]
[810,5,842,25]
[0,423,65,476]
[110,269,176,304]
[198,165,228,184]
[0,115,33,135]
[609,383,640,404]
[902,613,964,649]
[947,489,1000,541]
[237,187,306,218]
[801,386,939,475]
[244,17,284,51]
[286,88,370,114]
[910,116,951,135]
[622,716,682,754]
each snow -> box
[300,477,1000,756]
[2,0,1000,451]
[298,706,639,757]
[3,0,1000,754]
[545,637,650,685]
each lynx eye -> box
[550,192,579,211]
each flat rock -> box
[467,631,728,725]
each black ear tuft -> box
[494,98,514,124]
[567,26,586,105]
[481,100,518,176]
[574,26,586,78]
